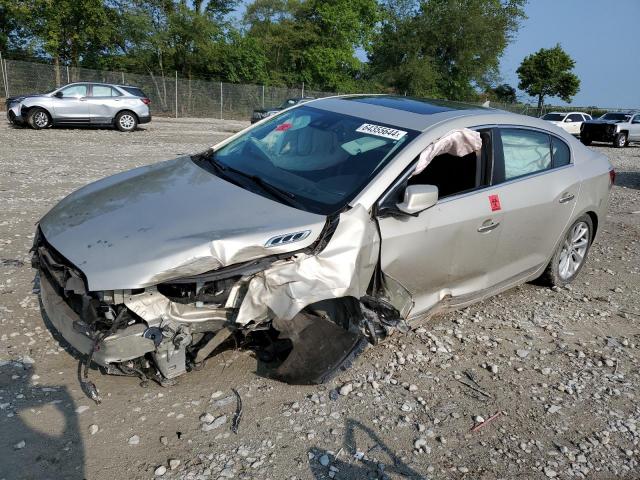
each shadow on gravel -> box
[308,419,424,479]
[0,362,85,480]
[615,171,640,190]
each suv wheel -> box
[115,111,138,132]
[28,108,52,129]
[539,215,593,287]
[613,132,627,148]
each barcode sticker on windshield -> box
[356,123,407,141]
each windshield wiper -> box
[224,166,298,207]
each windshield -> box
[208,105,418,215]
[601,113,631,121]
[542,113,565,121]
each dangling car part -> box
[33,95,612,392]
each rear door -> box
[487,128,580,286]
[87,84,123,124]
[377,129,502,315]
[50,84,90,123]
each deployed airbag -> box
[412,128,482,177]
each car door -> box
[487,128,581,286]
[630,114,640,141]
[377,129,502,316]
[87,84,122,124]
[564,113,583,135]
[50,84,90,123]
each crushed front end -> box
[32,205,412,392]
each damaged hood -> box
[39,156,326,291]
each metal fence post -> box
[0,52,6,98]
[262,85,264,108]
[2,58,10,98]
[121,72,125,84]
[220,82,223,120]
[301,82,304,98]
[66,65,70,84]
[175,71,178,118]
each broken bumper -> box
[6,104,24,125]
[39,273,155,366]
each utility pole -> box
[175,71,178,118]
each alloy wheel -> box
[119,114,135,130]
[34,111,49,128]
[558,221,589,280]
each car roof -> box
[308,94,508,132]
[61,82,143,89]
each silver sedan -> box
[33,95,613,392]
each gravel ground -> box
[0,118,638,480]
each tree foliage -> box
[489,83,517,103]
[516,44,580,112]
[368,0,527,99]
[1,0,532,99]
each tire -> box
[539,215,593,287]
[580,135,592,146]
[28,108,52,129]
[115,111,138,132]
[613,132,627,148]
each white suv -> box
[541,112,592,136]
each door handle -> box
[559,193,575,203]
[477,221,500,233]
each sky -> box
[500,0,640,108]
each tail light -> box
[609,168,616,188]
[141,98,151,105]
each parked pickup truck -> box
[580,111,640,148]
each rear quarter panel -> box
[571,141,612,243]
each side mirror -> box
[565,118,573,123]
[396,184,438,215]
[54,91,64,98]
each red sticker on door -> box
[489,194,501,211]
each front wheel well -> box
[22,105,52,118]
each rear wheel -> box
[539,215,593,287]
[28,108,52,129]
[613,132,627,148]
[115,111,137,132]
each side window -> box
[498,128,551,181]
[567,114,583,122]
[582,114,591,121]
[551,137,571,167]
[60,84,87,97]
[92,85,119,97]
[633,115,640,124]
[407,129,492,199]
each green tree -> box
[368,0,527,100]
[516,44,580,114]
[25,0,118,79]
[491,83,517,103]
[244,0,379,91]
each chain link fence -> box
[0,58,335,120]
[1,57,634,121]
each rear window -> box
[122,87,147,97]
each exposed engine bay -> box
[32,206,412,399]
